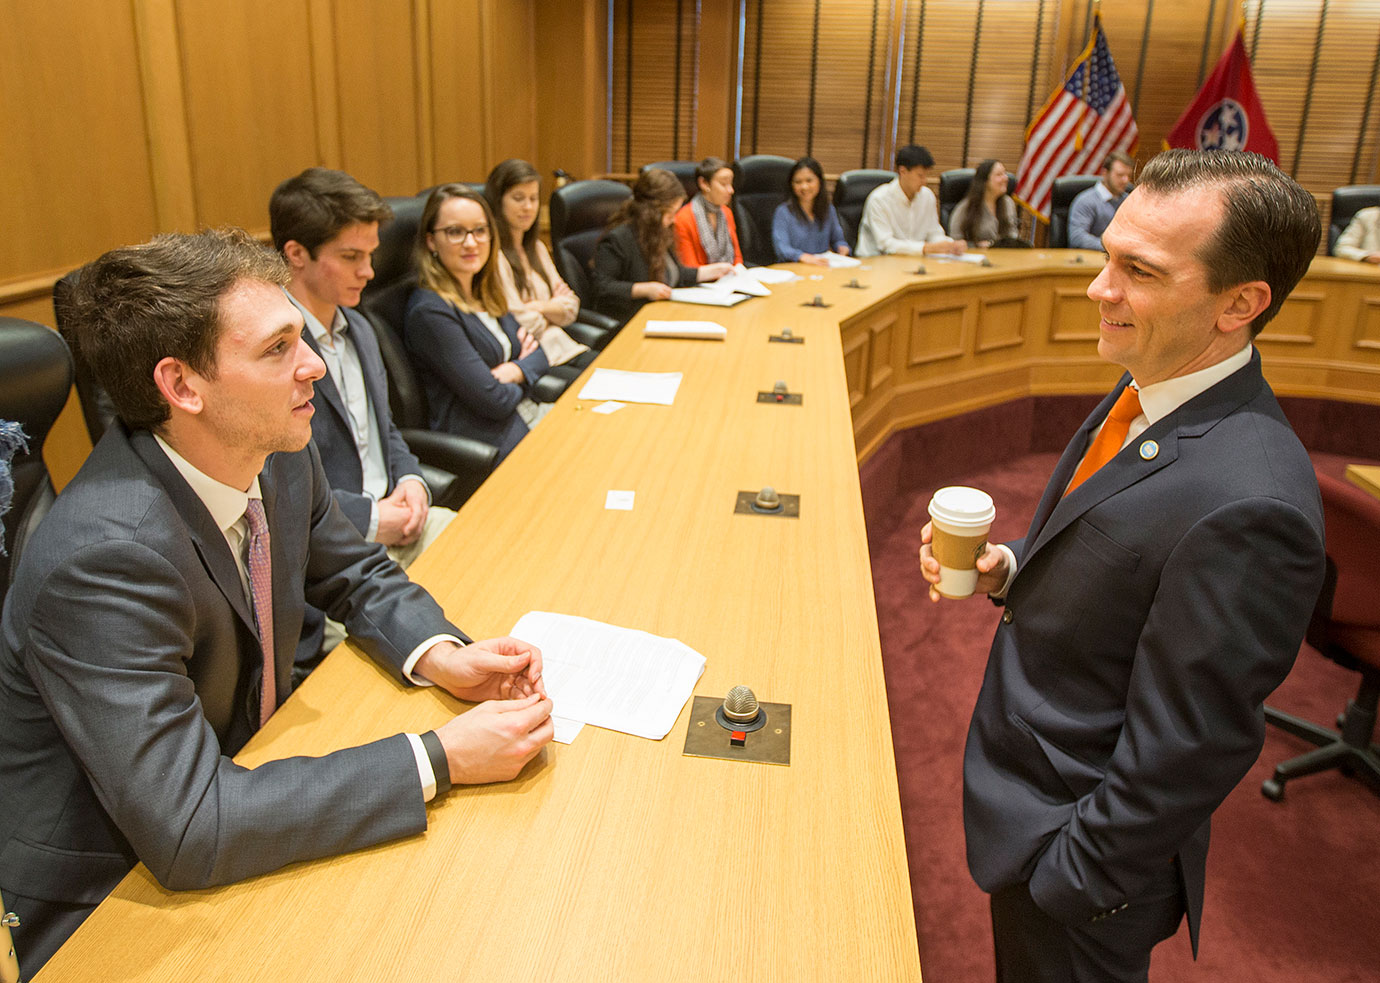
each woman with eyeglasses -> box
[591,168,732,325]
[485,158,594,377]
[771,156,849,265]
[405,185,552,462]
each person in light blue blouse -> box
[771,157,849,265]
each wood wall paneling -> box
[482,0,538,171]
[175,0,319,231]
[1047,283,1101,342]
[0,1,159,281]
[330,0,423,195]
[907,298,969,367]
[534,0,609,181]
[975,295,1026,353]
[1353,295,1380,354]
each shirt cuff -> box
[366,499,380,541]
[402,634,467,686]
[406,732,437,803]
[989,544,1019,599]
[396,474,431,505]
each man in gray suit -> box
[0,228,554,975]
[920,151,1326,981]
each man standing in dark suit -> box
[0,228,554,976]
[920,150,1327,981]
[270,167,450,568]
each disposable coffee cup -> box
[928,486,996,599]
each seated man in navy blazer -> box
[270,167,452,568]
[0,228,554,976]
[921,150,1327,981]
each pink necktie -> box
[244,499,276,727]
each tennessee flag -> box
[1164,27,1278,161]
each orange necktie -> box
[1064,386,1142,496]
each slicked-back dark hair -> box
[896,145,935,170]
[1136,149,1320,336]
[68,228,290,431]
[269,166,393,256]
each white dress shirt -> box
[855,179,952,258]
[152,435,445,801]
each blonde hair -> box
[415,185,508,319]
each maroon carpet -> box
[867,448,1380,983]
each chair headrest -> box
[0,318,74,453]
[550,180,633,244]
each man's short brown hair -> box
[1136,149,1320,336]
[269,167,393,256]
[68,228,290,431]
[1102,150,1135,172]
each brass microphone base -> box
[683,696,792,765]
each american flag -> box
[1015,15,1139,221]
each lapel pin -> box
[1139,439,1159,460]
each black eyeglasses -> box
[432,224,491,244]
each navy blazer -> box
[590,222,698,325]
[404,289,549,462]
[962,351,1325,954]
[0,424,466,972]
[302,305,423,536]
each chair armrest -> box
[577,307,622,334]
[564,320,615,351]
[400,428,500,509]
[531,373,571,404]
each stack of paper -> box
[644,319,727,340]
[931,252,990,265]
[577,368,683,405]
[824,252,862,269]
[512,612,707,741]
[668,287,753,307]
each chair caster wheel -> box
[1261,778,1285,801]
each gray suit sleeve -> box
[21,539,430,892]
[1067,194,1103,250]
[1027,497,1324,923]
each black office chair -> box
[1328,185,1380,256]
[0,318,74,600]
[53,267,118,446]
[834,169,895,251]
[416,181,486,201]
[641,161,699,203]
[1049,176,1100,248]
[938,168,1019,232]
[550,179,632,328]
[733,154,794,265]
[369,195,428,295]
[1262,473,1380,801]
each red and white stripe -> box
[1016,88,1138,220]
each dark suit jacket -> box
[404,289,549,462]
[962,351,1325,954]
[301,305,423,536]
[590,222,698,324]
[0,423,467,973]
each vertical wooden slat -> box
[1351,16,1380,184]
[131,0,197,231]
[1291,0,1328,178]
[961,0,986,167]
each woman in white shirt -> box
[485,158,593,377]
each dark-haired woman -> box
[485,158,592,374]
[771,156,849,265]
[672,157,743,267]
[590,168,732,324]
[405,185,551,462]
[947,159,1019,248]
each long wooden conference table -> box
[36,249,1380,981]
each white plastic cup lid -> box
[928,486,996,529]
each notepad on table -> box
[644,319,727,340]
[668,287,753,307]
[577,368,683,405]
[511,611,707,741]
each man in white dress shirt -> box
[856,145,966,258]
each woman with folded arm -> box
[485,158,594,377]
[405,185,551,462]
[947,159,1019,249]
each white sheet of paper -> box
[703,269,771,296]
[743,266,801,284]
[578,368,682,405]
[644,320,727,340]
[604,490,635,510]
[668,287,752,307]
[824,252,862,268]
[511,611,707,740]
[551,716,584,744]
[591,400,625,414]
[931,252,989,265]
